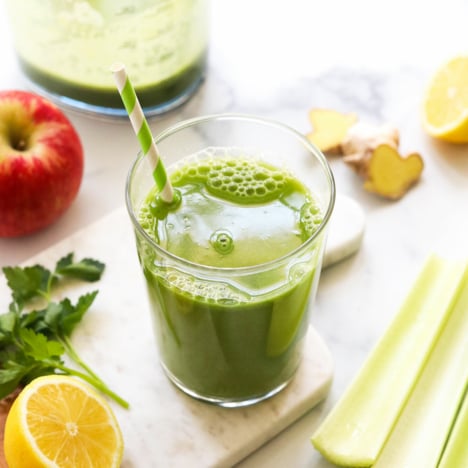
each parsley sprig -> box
[0,253,129,409]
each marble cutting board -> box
[0,205,344,467]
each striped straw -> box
[111,62,174,203]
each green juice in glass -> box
[135,154,326,404]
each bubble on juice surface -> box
[163,270,250,304]
[288,262,309,282]
[171,150,292,204]
[210,229,234,255]
[299,200,323,238]
[138,204,159,242]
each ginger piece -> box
[342,122,400,178]
[307,109,357,155]
[305,108,423,199]
[362,144,424,200]
[335,120,422,199]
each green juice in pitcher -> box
[6,0,209,116]
[135,152,326,404]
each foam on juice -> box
[140,153,322,256]
[138,151,324,301]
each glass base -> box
[23,74,205,120]
[161,362,295,408]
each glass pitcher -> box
[5,0,210,117]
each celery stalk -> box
[373,266,468,466]
[311,255,467,467]
[438,387,468,468]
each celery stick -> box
[438,387,468,468]
[311,255,467,467]
[373,267,468,467]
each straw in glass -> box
[111,62,174,203]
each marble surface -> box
[1,1,468,466]
[322,195,365,269]
[0,208,334,468]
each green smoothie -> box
[136,154,325,402]
[6,0,209,113]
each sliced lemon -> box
[422,55,468,142]
[4,375,124,468]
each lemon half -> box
[4,375,124,468]
[422,55,468,143]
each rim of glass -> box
[125,112,336,274]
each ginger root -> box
[306,109,424,200]
[306,109,357,155]
[341,122,400,176]
[362,144,424,200]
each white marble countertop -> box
[1,1,468,466]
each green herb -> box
[0,253,129,409]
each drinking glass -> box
[126,114,335,407]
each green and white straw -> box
[111,62,174,203]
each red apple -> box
[0,90,84,237]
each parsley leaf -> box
[20,328,64,361]
[48,292,98,337]
[1,253,105,305]
[2,264,51,303]
[0,311,19,346]
[0,253,128,408]
[55,253,105,282]
[0,365,25,397]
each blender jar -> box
[5,0,210,117]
